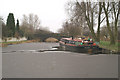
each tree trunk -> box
[114,19,118,41]
[113,1,120,41]
[97,2,102,42]
[85,15,97,41]
[114,12,120,41]
[103,2,115,45]
[110,34,115,45]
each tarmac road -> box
[2,42,118,78]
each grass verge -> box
[0,40,40,47]
[99,41,120,53]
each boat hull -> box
[59,43,101,54]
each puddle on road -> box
[37,47,62,52]
[2,46,63,54]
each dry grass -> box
[45,37,58,42]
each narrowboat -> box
[59,37,101,53]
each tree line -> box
[2,13,52,40]
[2,13,23,39]
[59,1,120,45]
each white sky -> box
[0,0,69,33]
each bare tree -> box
[65,1,104,42]
[20,13,41,39]
[21,14,41,31]
[63,1,87,37]
[103,2,120,45]
[28,14,41,31]
[59,21,81,37]
[97,2,102,42]
[34,15,41,29]
[76,2,103,42]
[112,2,120,41]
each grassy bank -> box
[99,41,120,52]
[0,40,40,47]
[0,38,59,47]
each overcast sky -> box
[0,0,69,33]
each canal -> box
[2,42,118,78]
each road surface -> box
[2,42,118,78]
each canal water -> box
[2,42,118,78]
